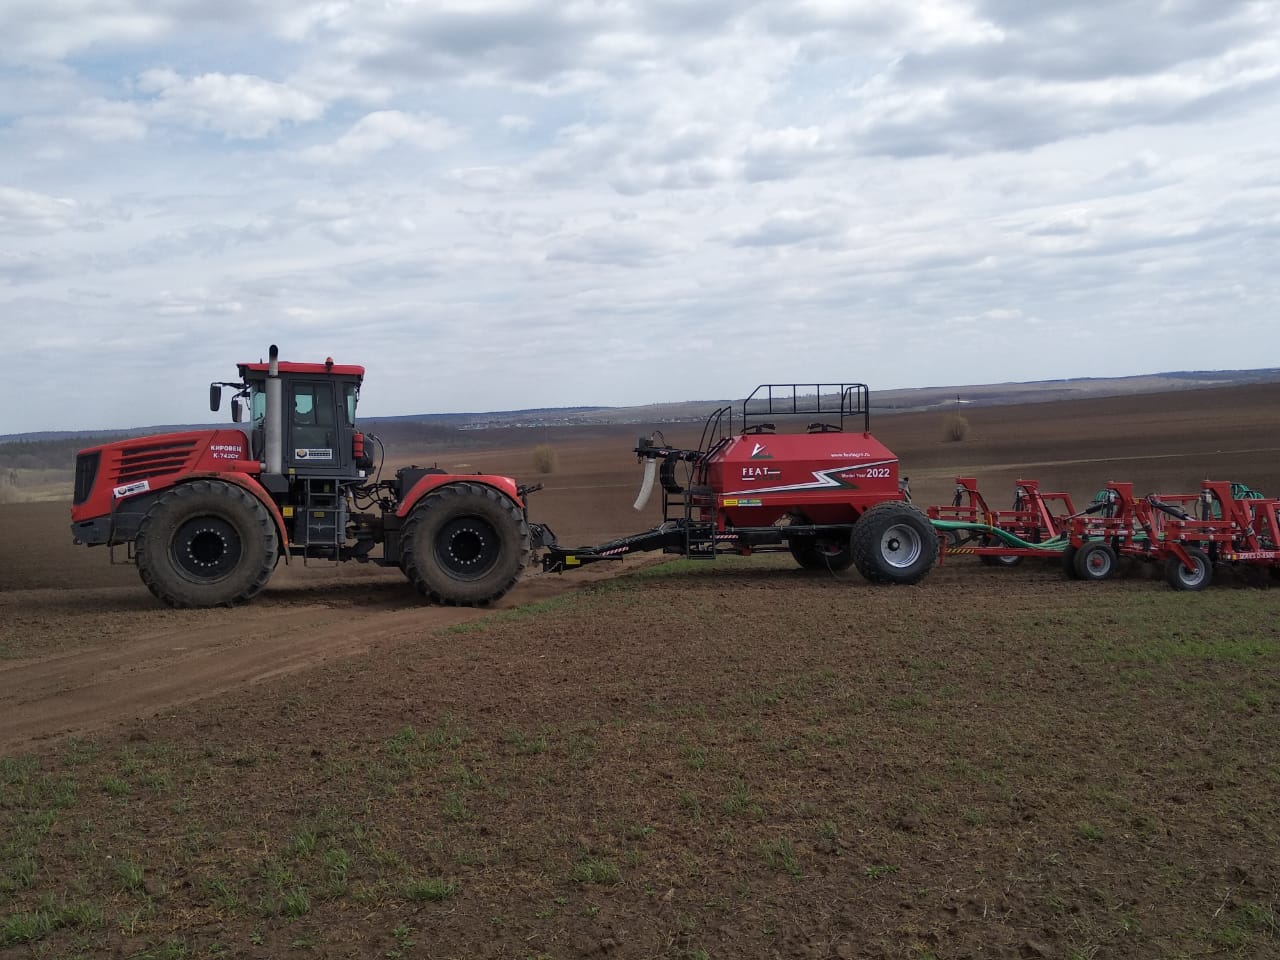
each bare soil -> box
[2,383,1279,959]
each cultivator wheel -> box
[1165,547,1212,592]
[1074,541,1117,581]
[979,534,1022,567]
[787,534,855,572]
[850,502,937,585]
[1061,545,1081,580]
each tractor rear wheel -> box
[1074,541,1117,581]
[401,482,530,605]
[850,502,937,585]
[787,533,854,572]
[135,480,278,608]
[1165,547,1211,591]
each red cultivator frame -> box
[1063,480,1280,590]
[928,477,1076,566]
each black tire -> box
[1165,546,1211,591]
[1061,545,1081,579]
[978,535,1022,567]
[135,480,278,608]
[788,534,854,572]
[1074,541,1117,581]
[401,482,530,606]
[850,501,937,585]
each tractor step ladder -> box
[301,478,343,559]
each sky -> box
[3,0,1279,434]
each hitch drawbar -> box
[540,526,693,572]
[540,434,712,572]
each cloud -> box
[18,99,148,142]
[727,208,849,248]
[137,69,325,139]
[2,0,1279,431]
[545,223,683,267]
[0,186,80,233]
[142,288,244,317]
[299,110,460,164]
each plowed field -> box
[2,384,1279,959]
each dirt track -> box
[0,517,652,752]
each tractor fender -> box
[396,474,523,518]
[121,472,291,561]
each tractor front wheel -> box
[400,482,531,605]
[1074,541,1117,581]
[788,533,854,572]
[1165,547,1211,591]
[850,502,937,585]
[135,480,278,608]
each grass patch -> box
[570,859,622,885]
[403,877,459,901]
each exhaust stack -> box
[265,344,283,475]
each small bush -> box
[532,444,558,474]
[942,413,969,442]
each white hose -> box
[633,457,657,511]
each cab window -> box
[292,382,335,450]
[344,384,358,426]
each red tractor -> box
[540,383,938,585]
[70,346,542,608]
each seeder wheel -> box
[850,502,937,585]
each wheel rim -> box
[1086,549,1112,577]
[880,524,923,569]
[172,516,242,580]
[435,516,501,579]
[815,540,846,558]
[1177,557,1207,587]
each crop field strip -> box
[2,557,1278,959]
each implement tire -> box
[401,482,530,606]
[135,480,278,608]
[788,534,854,572]
[851,501,937,585]
[979,534,1022,567]
[1074,541,1117,581]
[1061,545,1082,580]
[1165,546,1211,592]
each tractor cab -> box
[212,357,368,482]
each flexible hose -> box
[633,458,657,511]
[931,520,1068,552]
[932,519,1149,550]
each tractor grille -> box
[112,439,199,485]
[73,451,100,505]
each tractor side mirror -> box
[231,396,243,422]
[209,383,222,412]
